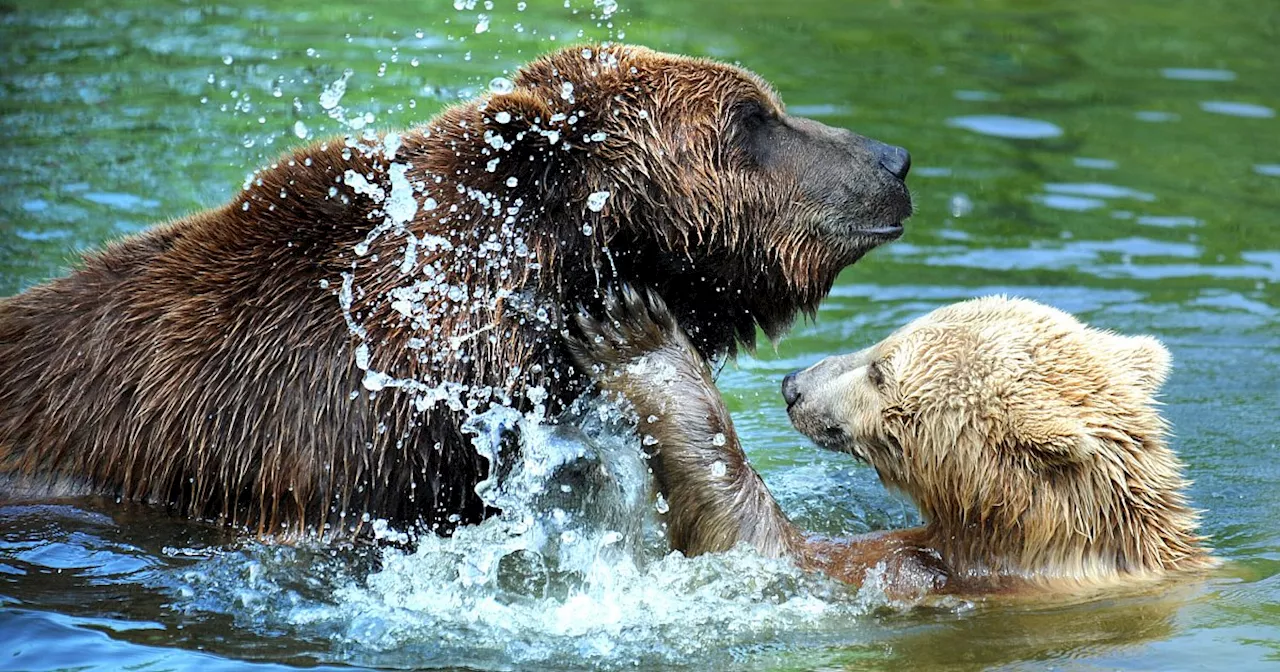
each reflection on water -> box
[1,0,1278,670]
[945,114,1064,139]
[1199,101,1276,119]
[1161,68,1237,82]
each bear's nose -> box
[781,371,801,408]
[876,143,911,181]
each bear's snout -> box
[869,140,911,181]
[781,371,802,408]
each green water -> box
[2,0,1278,670]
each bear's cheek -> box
[843,382,885,433]
[821,386,886,458]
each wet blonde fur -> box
[576,292,1215,596]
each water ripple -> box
[945,114,1063,139]
[1199,101,1276,118]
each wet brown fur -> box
[568,287,801,557]
[0,45,906,539]
[570,290,1215,598]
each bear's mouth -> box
[857,223,905,244]
[803,424,885,469]
[838,196,910,259]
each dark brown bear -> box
[0,44,911,539]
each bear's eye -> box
[867,361,886,390]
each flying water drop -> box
[586,191,610,212]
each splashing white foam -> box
[319,69,352,111]
[160,405,883,669]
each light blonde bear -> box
[570,290,1215,598]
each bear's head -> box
[428,44,913,358]
[783,296,1207,577]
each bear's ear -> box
[1006,404,1098,467]
[1105,333,1171,396]
[481,90,554,132]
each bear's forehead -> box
[887,300,1103,382]
[517,44,785,115]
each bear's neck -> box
[918,438,1211,586]
[535,221,813,363]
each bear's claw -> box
[566,284,682,373]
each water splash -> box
[156,405,876,669]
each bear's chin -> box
[805,428,861,458]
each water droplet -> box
[506,176,518,187]
[654,493,669,513]
[593,0,618,18]
[320,69,353,111]
[222,54,234,65]
[488,77,514,95]
[475,14,489,33]
[586,190,610,212]
[712,433,726,446]
[494,110,511,123]
[293,120,309,139]
[710,460,727,478]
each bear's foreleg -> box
[566,286,801,558]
